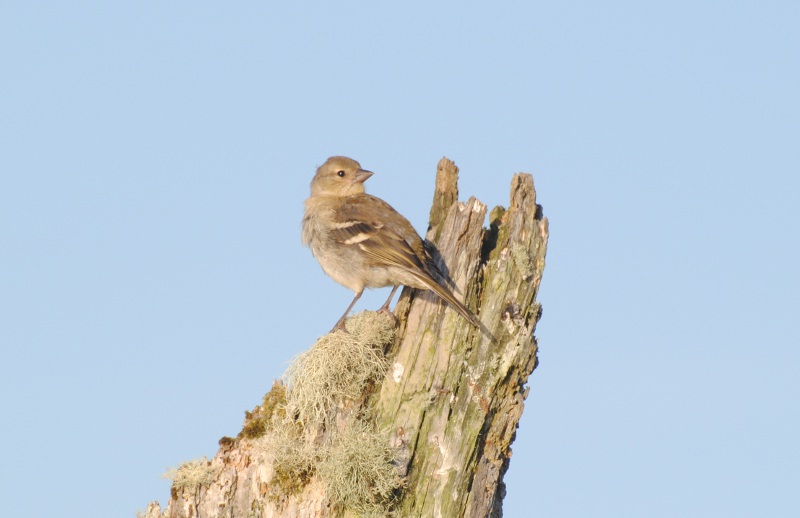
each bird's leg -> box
[378,284,400,313]
[330,289,364,333]
[376,284,400,326]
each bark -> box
[141,158,548,518]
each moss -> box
[239,381,288,439]
[269,462,314,500]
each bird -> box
[301,156,481,333]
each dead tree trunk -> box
[141,158,548,518]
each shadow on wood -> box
[141,157,548,518]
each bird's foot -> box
[329,319,350,334]
[377,306,399,325]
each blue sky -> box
[1,1,798,517]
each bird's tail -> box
[413,272,481,328]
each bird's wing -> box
[333,194,481,328]
[331,194,429,274]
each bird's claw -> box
[377,306,399,325]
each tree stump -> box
[141,158,548,518]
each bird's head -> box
[310,156,374,196]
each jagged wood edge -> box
[143,158,548,518]
[378,158,548,518]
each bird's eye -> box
[337,170,346,177]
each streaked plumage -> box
[302,156,480,332]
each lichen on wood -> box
[141,158,548,518]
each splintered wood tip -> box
[430,157,460,230]
[435,157,459,195]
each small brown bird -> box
[302,156,480,332]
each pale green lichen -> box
[283,311,393,428]
[344,310,397,345]
[260,311,403,513]
[317,420,404,515]
[162,457,217,493]
[260,420,316,499]
[510,243,534,280]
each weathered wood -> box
[380,160,547,518]
[142,158,548,518]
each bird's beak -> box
[354,169,373,184]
